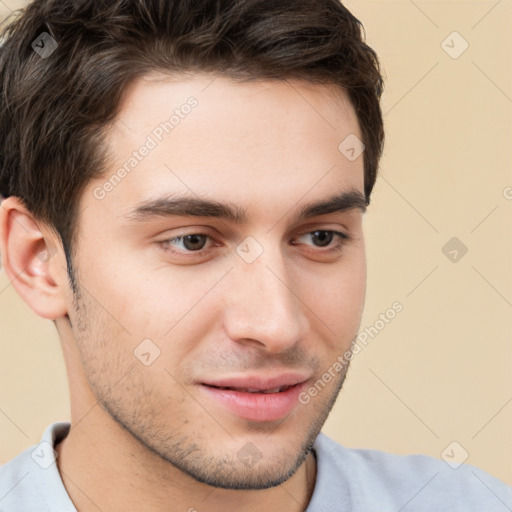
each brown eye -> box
[180,234,208,251]
[160,233,212,254]
[294,230,349,250]
[310,230,335,247]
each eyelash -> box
[158,229,351,257]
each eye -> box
[293,230,350,252]
[160,233,213,254]
[158,229,350,257]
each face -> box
[67,73,366,489]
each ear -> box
[0,196,69,320]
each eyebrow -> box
[123,189,367,224]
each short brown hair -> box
[0,0,384,282]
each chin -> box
[180,453,307,490]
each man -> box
[0,0,510,510]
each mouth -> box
[204,384,295,394]
[198,374,310,422]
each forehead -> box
[115,71,358,134]
[83,72,364,227]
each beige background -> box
[1,0,511,487]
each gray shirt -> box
[1,421,511,511]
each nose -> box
[221,243,309,354]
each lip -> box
[200,373,310,391]
[198,372,311,422]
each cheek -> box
[339,257,366,315]
[298,255,366,334]
[82,247,203,327]
[83,263,226,371]
[82,236,365,348]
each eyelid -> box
[158,227,351,257]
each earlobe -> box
[0,196,68,320]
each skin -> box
[0,73,367,511]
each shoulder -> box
[0,442,45,510]
[0,421,75,511]
[307,432,512,512]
